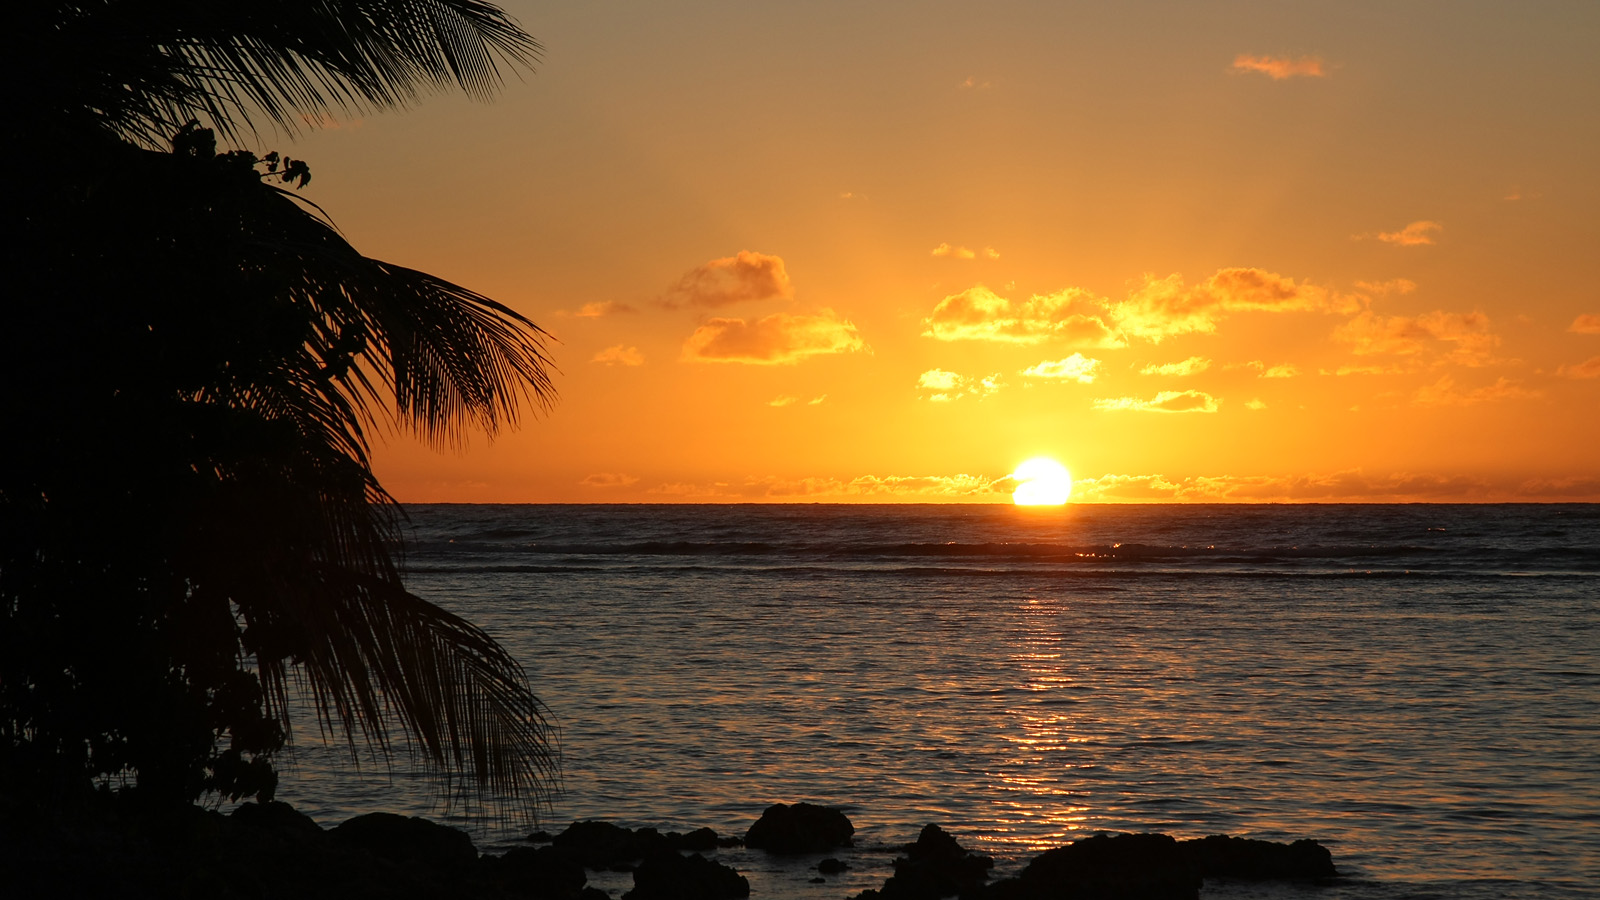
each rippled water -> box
[271,504,1600,899]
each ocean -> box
[269,503,1600,899]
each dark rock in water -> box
[818,857,850,874]
[527,830,556,843]
[333,811,478,873]
[670,827,721,852]
[231,799,323,836]
[864,824,993,900]
[716,834,746,848]
[483,844,589,899]
[1178,834,1336,880]
[744,802,854,853]
[811,876,827,883]
[994,832,1200,900]
[553,820,670,867]
[624,850,750,900]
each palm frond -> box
[22,1,540,146]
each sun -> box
[1011,457,1073,506]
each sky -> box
[282,0,1599,502]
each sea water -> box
[270,504,1600,899]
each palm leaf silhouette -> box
[2,2,559,816]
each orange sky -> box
[281,1,1600,502]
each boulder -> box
[1178,834,1335,880]
[332,811,477,873]
[231,800,323,836]
[485,845,589,899]
[552,820,670,868]
[624,851,750,900]
[996,832,1200,900]
[868,824,993,900]
[818,857,850,874]
[744,803,854,853]
[669,827,720,852]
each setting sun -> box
[1011,457,1073,506]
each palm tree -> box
[2,1,558,816]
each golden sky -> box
[284,1,1600,502]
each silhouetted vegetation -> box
[2,1,557,817]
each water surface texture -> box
[273,504,1600,899]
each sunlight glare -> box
[1011,457,1072,506]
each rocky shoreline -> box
[0,799,1336,899]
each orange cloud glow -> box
[1020,354,1101,383]
[1231,54,1327,80]
[682,311,865,364]
[573,301,636,317]
[1333,310,1499,365]
[581,472,640,488]
[1568,314,1600,334]
[1557,357,1600,379]
[1115,268,1351,342]
[592,345,644,366]
[918,369,1003,402]
[1412,376,1540,406]
[1262,364,1299,379]
[1141,356,1211,376]
[1373,221,1443,246]
[666,250,794,308]
[931,243,977,260]
[1093,390,1220,413]
[922,286,1124,346]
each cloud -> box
[573,301,636,318]
[926,268,1357,347]
[1231,54,1326,79]
[592,345,644,366]
[1556,356,1600,379]
[1412,375,1540,406]
[1354,279,1417,296]
[1332,309,1499,365]
[683,311,865,365]
[1245,398,1267,410]
[1363,220,1442,246]
[918,368,1002,402]
[958,76,997,90]
[922,285,1125,347]
[1568,314,1600,334]
[1020,353,1101,383]
[1141,356,1211,376]
[646,472,1010,501]
[665,250,793,308]
[581,472,639,488]
[983,247,1000,259]
[932,243,977,260]
[1262,364,1299,379]
[771,393,830,406]
[1093,390,1220,413]
[1115,268,1353,342]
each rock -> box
[670,827,720,852]
[552,820,670,868]
[869,824,993,900]
[624,851,750,900]
[744,803,854,853]
[527,830,556,843]
[994,832,1200,900]
[485,845,589,899]
[332,811,478,873]
[818,857,850,874]
[231,800,323,836]
[1178,834,1336,880]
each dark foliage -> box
[1,1,557,818]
